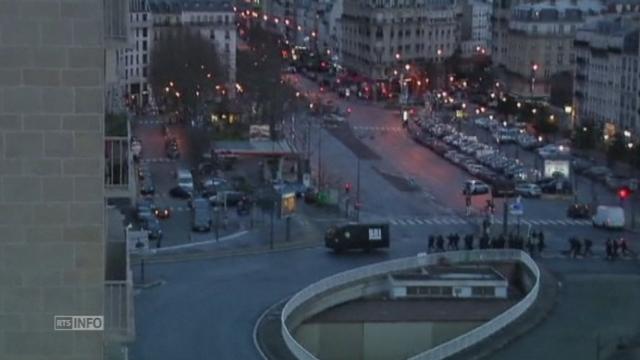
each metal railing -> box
[281,250,540,360]
[105,118,136,200]
[105,269,135,342]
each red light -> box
[345,183,352,193]
[618,187,631,200]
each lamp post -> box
[530,63,538,95]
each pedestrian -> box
[453,233,460,250]
[537,233,545,253]
[480,234,489,249]
[568,237,577,257]
[507,233,515,249]
[605,238,613,260]
[428,235,435,252]
[498,234,506,249]
[612,238,620,258]
[526,238,535,254]
[619,237,630,256]
[465,234,474,250]
[583,238,593,257]
[447,233,455,250]
[574,239,582,258]
[436,235,445,252]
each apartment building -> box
[460,0,492,57]
[340,0,461,81]
[0,0,112,358]
[574,15,640,135]
[122,0,153,107]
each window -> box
[225,30,230,39]
[143,28,148,37]
[142,54,147,64]
[143,67,147,77]
[472,287,495,297]
[142,41,147,51]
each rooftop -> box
[150,0,233,13]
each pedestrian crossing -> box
[353,126,404,132]
[141,157,177,163]
[137,119,165,126]
[388,216,592,227]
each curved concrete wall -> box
[281,250,541,360]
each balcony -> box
[104,207,135,359]
[104,0,128,48]
[105,115,136,201]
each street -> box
[131,72,639,360]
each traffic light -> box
[344,183,352,193]
[618,186,632,200]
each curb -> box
[253,297,289,360]
[131,240,323,265]
[150,231,250,253]
[133,280,165,290]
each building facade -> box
[495,0,605,97]
[0,0,108,359]
[574,15,640,135]
[340,0,461,81]
[460,0,492,58]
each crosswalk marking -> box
[353,126,403,132]
[387,216,594,227]
[137,120,165,126]
[142,158,177,163]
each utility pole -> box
[356,157,361,222]
[502,199,509,236]
[317,127,323,189]
[270,200,276,250]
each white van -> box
[592,205,625,229]
[176,169,194,193]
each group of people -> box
[605,237,632,260]
[427,231,546,254]
[567,237,632,260]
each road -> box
[131,74,639,359]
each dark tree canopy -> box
[237,25,297,138]
[548,71,573,108]
[149,29,226,112]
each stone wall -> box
[0,1,105,359]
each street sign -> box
[509,197,524,216]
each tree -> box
[548,71,573,108]
[607,133,627,165]
[573,120,597,150]
[237,26,297,139]
[149,29,227,119]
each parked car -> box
[144,217,163,239]
[515,183,542,198]
[567,203,591,219]
[169,186,192,199]
[140,178,155,195]
[491,178,516,198]
[538,178,572,194]
[463,179,490,195]
[191,197,212,232]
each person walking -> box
[612,238,620,259]
[526,238,535,254]
[465,234,474,250]
[428,235,435,252]
[619,237,630,256]
[537,232,545,253]
[453,233,460,250]
[436,235,445,252]
[605,238,613,260]
[583,238,593,257]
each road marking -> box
[404,219,416,225]
[150,230,250,253]
[142,158,176,163]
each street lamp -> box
[395,53,401,60]
[624,130,631,138]
[404,63,411,71]
[517,102,522,108]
